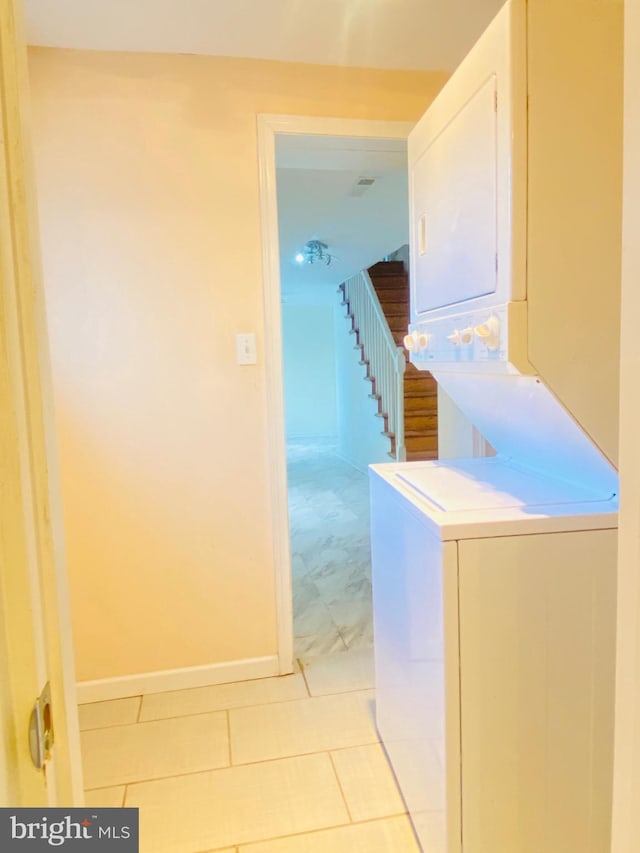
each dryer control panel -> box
[406,304,507,369]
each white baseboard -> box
[76,655,280,704]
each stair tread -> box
[405,382,436,391]
[405,416,438,427]
[377,296,409,306]
[405,403,438,413]
[379,309,408,319]
[372,283,408,293]
[404,376,437,383]
[405,439,438,451]
[404,391,438,399]
[404,412,438,430]
[368,260,404,276]
[406,450,439,461]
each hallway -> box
[288,438,374,658]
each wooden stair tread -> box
[375,282,408,292]
[404,370,438,388]
[376,296,409,308]
[405,436,438,451]
[406,449,439,461]
[368,260,404,276]
[405,398,438,412]
[371,279,409,294]
[404,380,437,392]
[388,318,409,332]
[380,302,409,318]
[405,415,438,430]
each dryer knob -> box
[474,315,501,351]
[460,327,474,345]
[404,331,431,352]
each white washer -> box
[370,458,617,853]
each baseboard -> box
[76,655,280,704]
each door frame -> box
[256,114,414,672]
[0,0,82,805]
[612,0,640,848]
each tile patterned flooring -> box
[80,650,419,852]
[79,441,414,850]
[288,438,374,658]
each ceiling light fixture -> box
[296,240,334,266]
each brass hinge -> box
[29,682,54,770]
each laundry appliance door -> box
[412,75,498,315]
[408,0,526,328]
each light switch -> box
[236,333,257,365]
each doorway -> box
[257,116,413,669]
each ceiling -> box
[277,136,409,305]
[24,0,506,72]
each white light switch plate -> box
[236,333,257,365]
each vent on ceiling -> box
[349,176,376,198]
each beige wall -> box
[27,48,447,683]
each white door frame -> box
[612,0,640,848]
[257,114,414,672]
[0,0,82,804]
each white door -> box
[0,0,82,806]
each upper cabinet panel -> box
[413,75,498,314]
[408,0,527,325]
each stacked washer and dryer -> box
[370,1,624,851]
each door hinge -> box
[494,90,498,112]
[29,682,54,770]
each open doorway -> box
[258,117,413,666]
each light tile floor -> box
[80,648,420,852]
[287,438,374,658]
[78,441,412,850]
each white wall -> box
[28,47,447,684]
[612,0,640,847]
[437,387,477,459]
[282,304,337,438]
[437,386,494,460]
[334,306,391,472]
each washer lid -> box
[395,457,614,513]
[432,371,619,497]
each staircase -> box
[340,261,438,461]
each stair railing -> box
[342,270,407,461]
